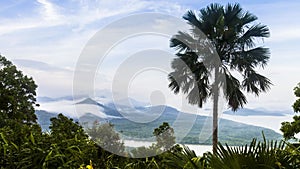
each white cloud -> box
[1,0,300,111]
[36,0,186,32]
[0,0,187,64]
[37,0,62,21]
[18,65,74,97]
[244,1,300,43]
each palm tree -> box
[168,3,271,153]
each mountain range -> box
[35,96,285,146]
[224,108,293,116]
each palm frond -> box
[241,11,258,25]
[164,145,208,169]
[223,68,247,111]
[198,3,224,36]
[170,31,196,52]
[224,3,243,23]
[230,47,270,71]
[239,24,270,48]
[209,136,298,169]
[242,69,272,95]
[183,10,202,30]
[168,51,211,108]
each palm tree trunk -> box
[212,89,219,153]
[212,66,219,154]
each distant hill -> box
[36,98,283,146]
[79,104,282,145]
[76,98,104,106]
[37,96,74,102]
[224,108,293,116]
[35,110,57,131]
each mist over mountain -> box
[35,96,284,145]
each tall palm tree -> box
[168,3,271,153]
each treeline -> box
[1,52,300,168]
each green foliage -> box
[124,157,160,169]
[0,55,43,168]
[293,83,300,113]
[44,113,98,169]
[164,137,300,169]
[0,55,37,127]
[0,54,126,168]
[283,143,300,166]
[126,122,179,168]
[209,137,300,169]
[0,113,98,169]
[0,124,47,168]
[87,122,125,155]
[129,122,178,157]
[153,122,176,151]
[0,55,99,168]
[281,116,300,140]
[281,83,300,140]
[84,122,129,169]
[49,113,87,140]
[130,145,161,158]
[164,145,209,169]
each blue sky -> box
[0,0,300,111]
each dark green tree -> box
[281,83,300,140]
[0,55,100,168]
[87,122,124,155]
[87,122,125,168]
[0,55,37,127]
[153,122,176,151]
[168,3,271,153]
[0,122,45,168]
[0,55,42,168]
[49,113,87,141]
[130,122,176,158]
[128,123,180,168]
[41,114,98,169]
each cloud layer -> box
[0,0,299,111]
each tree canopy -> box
[169,3,271,110]
[281,83,300,140]
[153,122,176,151]
[87,122,125,156]
[0,55,37,127]
[168,3,271,153]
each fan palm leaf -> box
[168,3,271,152]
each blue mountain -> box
[36,97,283,146]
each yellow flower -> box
[86,165,93,169]
[86,160,93,169]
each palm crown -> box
[168,3,272,153]
[169,3,271,111]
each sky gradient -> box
[1,0,300,112]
